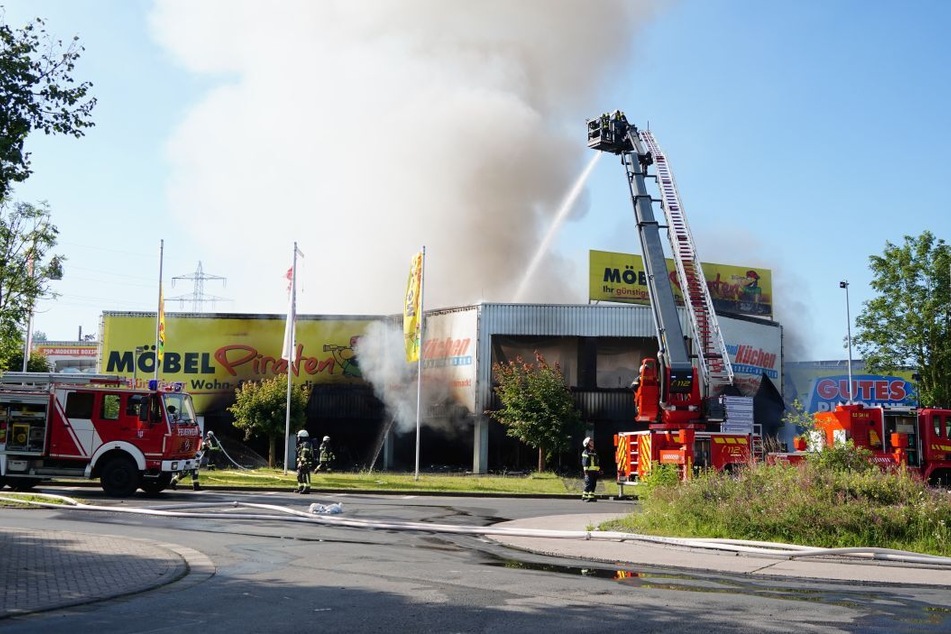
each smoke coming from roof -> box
[148,0,656,316]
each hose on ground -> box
[2,492,950,568]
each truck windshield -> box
[163,394,197,425]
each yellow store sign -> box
[589,250,773,318]
[99,312,378,412]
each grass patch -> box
[195,469,575,495]
[601,450,951,557]
[0,492,76,508]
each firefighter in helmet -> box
[315,435,335,472]
[296,429,315,494]
[581,436,601,502]
[171,430,220,491]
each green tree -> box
[0,320,50,371]
[0,200,62,368]
[487,352,583,472]
[0,15,96,199]
[781,398,817,449]
[853,231,951,407]
[227,375,311,468]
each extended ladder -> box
[637,130,734,391]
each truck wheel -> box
[100,457,141,497]
[140,473,173,494]
[10,478,41,491]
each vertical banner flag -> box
[157,287,166,363]
[403,251,423,362]
[154,239,165,380]
[281,246,302,364]
[282,242,303,475]
[281,271,297,363]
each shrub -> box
[603,448,951,556]
[806,440,876,473]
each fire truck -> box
[796,402,951,486]
[587,111,763,491]
[0,372,202,496]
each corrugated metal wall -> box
[477,303,660,337]
[474,303,662,416]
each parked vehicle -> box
[0,372,202,496]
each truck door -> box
[50,390,96,458]
[693,437,712,470]
[124,393,167,457]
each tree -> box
[487,352,583,472]
[782,398,818,450]
[853,231,951,407]
[0,199,62,366]
[0,320,50,371]
[227,375,311,468]
[0,15,96,200]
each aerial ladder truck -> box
[587,111,760,489]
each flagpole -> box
[414,246,426,481]
[283,242,299,474]
[154,239,164,381]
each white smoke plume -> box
[148,0,658,317]
[353,320,417,433]
[356,320,466,435]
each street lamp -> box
[839,280,853,404]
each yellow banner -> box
[404,251,423,362]
[157,287,166,362]
[100,313,375,412]
[588,250,772,318]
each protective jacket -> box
[297,440,314,469]
[582,448,600,472]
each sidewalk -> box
[489,513,951,587]
[0,527,214,619]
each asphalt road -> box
[1,486,950,633]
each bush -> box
[638,462,680,500]
[806,440,876,473]
[603,448,951,556]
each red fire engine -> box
[789,402,951,486]
[587,112,763,493]
[0,372,202,496]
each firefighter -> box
[296,430,315,494]
[315,435,335,472]
[581,436,601,502]
[171,431,220,491]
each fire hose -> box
[3,492,951,568]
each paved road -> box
[1,487,950,633]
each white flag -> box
[281,287,296,363]
[281,248,302,363]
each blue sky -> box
[4,1,950,362]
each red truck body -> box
[0,373,202,496]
